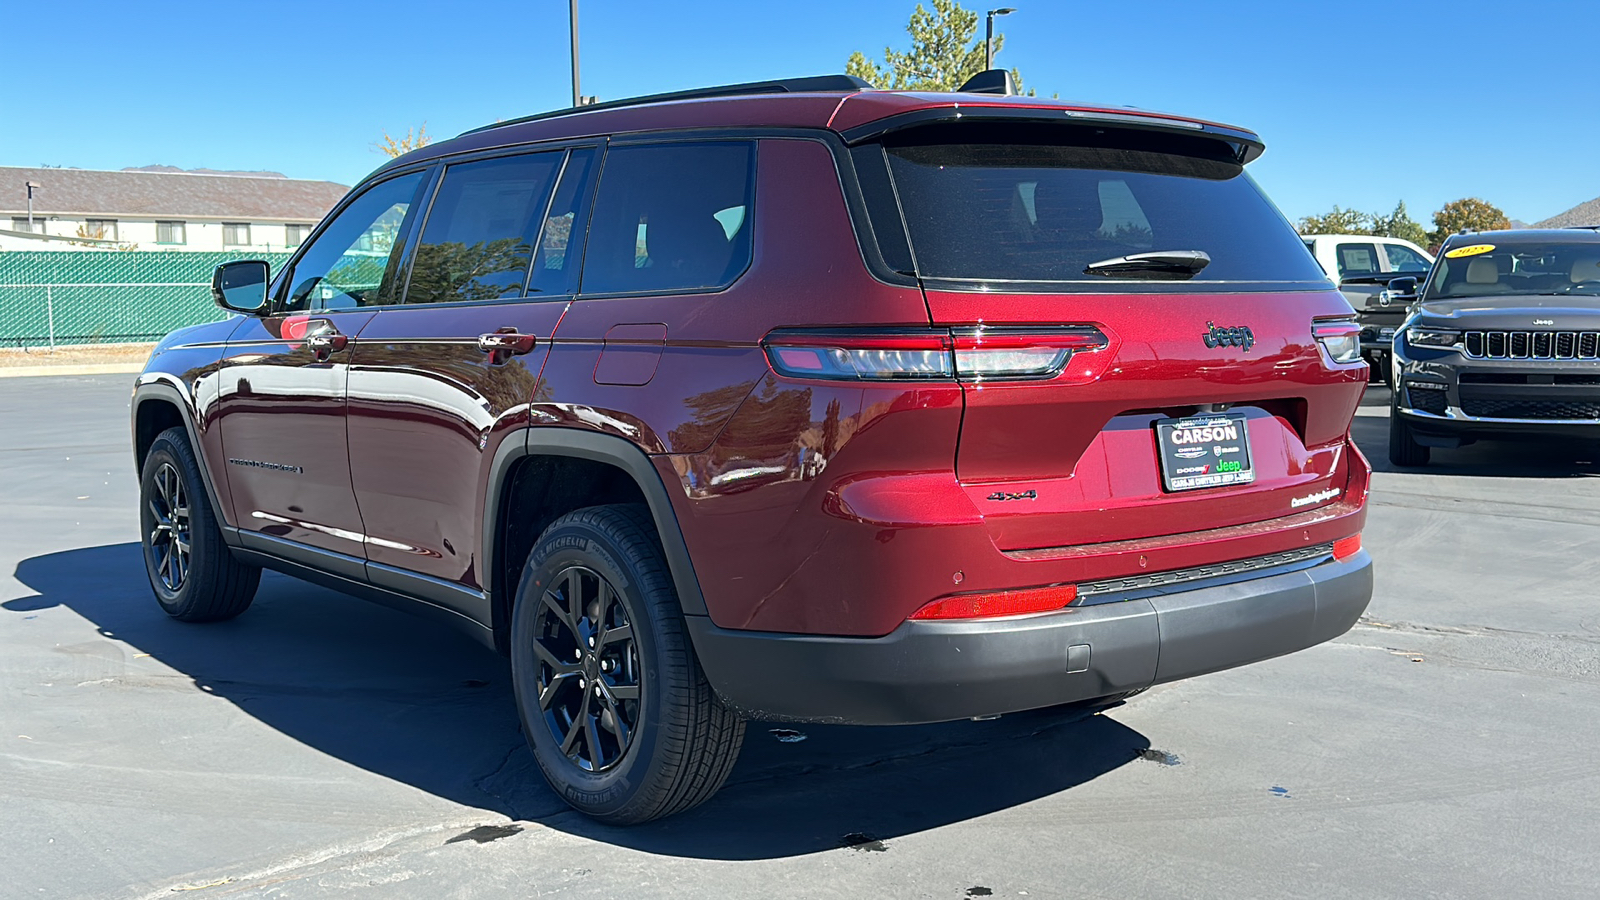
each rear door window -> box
[873,128,1325,288]
[404,152,562,305]
[527,148,598,296]
[580,142,756,295]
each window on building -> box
[10,218,47,235]
[156,221,186,244]
[580,142,756,295]
[223,223,251,246]
[404,152,563,305]
[83,219,118,241]
[285,223,314,247]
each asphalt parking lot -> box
[4,374,1599,900]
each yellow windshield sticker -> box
[1445,244,1496,259]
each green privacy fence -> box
[0,250,292,348]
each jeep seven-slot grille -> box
[1463,330,1600,360]
[1075,543,1334,604]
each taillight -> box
[764,326,1107,382]
[908,584,1078,620]
[1313,317,1362,365]
[1333,533,1362,561]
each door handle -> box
[306,332,348,361]
[478,330,538,363]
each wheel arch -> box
[484,428,707,655]
[132,379,237,544]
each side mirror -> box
[1387,276,1419,296]
[211,260,271,314]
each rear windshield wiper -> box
[1084,250,1212,279]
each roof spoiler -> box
[840,106,1267,165]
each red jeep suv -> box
[132,74,1372,824]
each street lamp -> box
[24,181,39,232]
[985,7,1016,71]
[569,0,581,107]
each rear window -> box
[872,127,1324,289]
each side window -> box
[1383,243,1431,273]
[404,153,562,305]
[283,171,426,312]
[580,142,755,295]
[526,147,598,296]
[1335,242,1380,278]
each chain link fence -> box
[0,251,291,348]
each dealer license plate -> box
[1155,413,1255,492]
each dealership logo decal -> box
[1290,487,1341,508]
[1202,322,1255,352]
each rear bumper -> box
[688,551,1372,725]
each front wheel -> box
[139,427,260,621]
[510,504,744,824]
[1388,411,1431,467]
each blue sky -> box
[3,0,1596,225]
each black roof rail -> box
[1565,224,1600,231]
[462,74,872,136]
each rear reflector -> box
[764,326,1107,383]
[1332,533,1362,561]
[909,584,1078,620]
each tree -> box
[375,124,432,159]
[1297,206,1373,236]
[1370,201,1430,248]
[1429,197,1510,249]
[846,0,1030,94]
[1297,201,1431,249]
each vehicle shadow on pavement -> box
[1354,386,1600,478]
[8,542,1148,860]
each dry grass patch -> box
[0,343,155,368]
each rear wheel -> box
[1388,410,1431,467]
[139,427,260,621]
[511,504,744,824]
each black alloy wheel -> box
[531,564,642,773]
[146,461,192,592]
[511,504,745,825]
[138,426,260,622]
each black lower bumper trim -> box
[687,553,1373,725]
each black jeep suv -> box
[1390,228,1600,465]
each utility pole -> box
[570,0,581,107]
[25,181,39,231]
[985,8,1016,71]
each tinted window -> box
[284,170,425,312]
[876,129,1325,287]
[405,153,561,305]
[581,142,755,295]
[527,148,597,296]
[1382,243,1431,273]
[1336,242,1380,278]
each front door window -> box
[282,171,427,312]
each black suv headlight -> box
[1405,327,1462,349]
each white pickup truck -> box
[1303,234,1435,379]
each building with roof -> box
[0,166,349,252]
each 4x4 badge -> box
[1203,322,1255,352]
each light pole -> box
[25,181,39,231]
[985,8,1016,71]
[569,0,581,107]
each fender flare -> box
[132,376,240,547]
[483,427,709,633]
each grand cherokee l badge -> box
[1203,322,1255,352]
